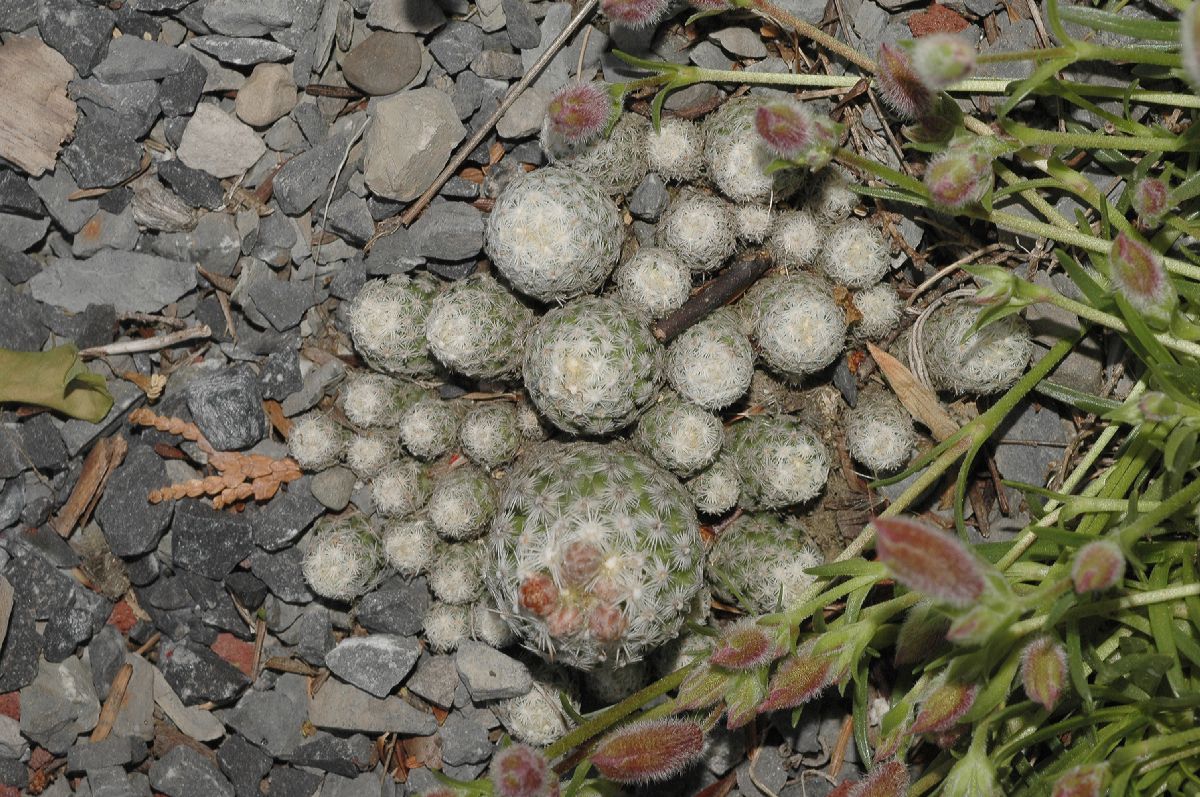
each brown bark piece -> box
[49,435,128,538]
[0,38,77,176]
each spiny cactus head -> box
[425,600,472,652]
[807,165,859,222]
[924,143,993,211]
[733,204,774,244]
[911,34,975,91]
[546,81,617,148]
[851,282,903,342]
[645,117,704,183]
[601,0,669,28]
[655,190,738,273]
[494,670,579,747]
[706,512,823,612]
[341,371,422,428]
[845,387,916,473]
[741,273,847,380]
[344,429,400,477]
[460,401,522,470]
[546,113,650,195]
[613,246,692,320]
[522,296,664,435]
[767,210,824,269]
[399,397,460,460]
[666,309,754,411]
[728,415,830,510]
[818,219,890,288]
[371,458,431,518]
[381,517,436,577]
[302,516,382,601]
[288,411,346,472]
[923,301,1032,394]
[633,396,723,477]
[428,464,497,542]
[703,98,805,203]
[429,539,487,605]
[685,455,741,515]
[488,442,704,669]
[425,274,534,381]
[347,274,441,377]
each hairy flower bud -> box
[1131,177,1169,224]
[710,620,785,671]
[674,664,731,711]
[1183,2,1200,89]
[601,0,669,27]
[758,643,835,713]
[911,34,976,91]
[941,741,999,797]
[875,43,932,120]
[924,144,992,210]
[490,744,556,797]
[1020,636,1068,712]
[725,671,768,729]
[546,82,617,147]
[1051,763,1110,797]
[910,681,978,735]
[591,719,705,784]
[857,760,911,797]
[754,101,841,169]
[945,602,1011,646]
[873,517,988,608]
[1109,231,1175,327]
[1071,539,1125,593]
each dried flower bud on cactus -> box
[1020,636,1068,711]
[1109,231,1176,327]
[522,296,664,435]
[288,411,346,471]
[302,516,382,601]
[614,246,692,320]
[590,718,705,784]
[486,167,622,303]
[372,458,431,518]
[1131,176,1169,224]
[911,680,978,735]
[399,397,460,461]
[739,274,847,380]
[1051,764,1109,797]
[924,144,993,210]
[428,464,496,542]
[425,274,534,382]
[704,98,805,203]
[727,415,830,510]
[876,42,932,120]
[758,642,836,712]
[1071,539,1125,593]
[348,274,441,377]
[666,310,754,411]
[706,512,823,613]
[754,100,840,170]
[490,743,556,797]
[911,34,975,91]
[646,117,705,183]
[846,387,916,473]
[634,397,723,477]
[601,0,669,28]
[873,517,987,608]
[922,301,1032,394]
[460,402,521,470]
[656,191,738,273]
[545,81,616,148]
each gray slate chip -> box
[224,689,306,758]
[29,168,99,234]
[28,251,196,313]
[286,732,373,777]
[325,194,374,246]
[356,576,430,637]
[0,247,39,284]
[94,35,191,82]
[62,112,144,189]
[158,638,250,706]
[429,19,483,74]
[405,653,459,708]
[0,170,43,217]
[249,547,313,604]
[326,634,420,698]
[149,744,234,797]
[247,475,324,550]
[0,289,48,350]
[439,713,492,767]
[95,443,174,558]
[455,641,532,701]
[185,367,268,450]
[273,133,350,216]
[159,56,206,117]
[217,735,272,797]
[158,160,225,210]
[268,767,322,797]
[39,0,115,76]
[191,35,294,65]
[87,766,135,797]
[171,500,255,580]
[19,655,101,754]
[308,680,437,735]
[67,735,147,773]
[0,543,75,620]
[501,0,539,48]
[0,602,41,692]
[245,276,319,332]
[43,604,100,662]
[410,201,483,261]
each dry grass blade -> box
[867,343,959,442]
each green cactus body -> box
[522,296,664,435]
[348,274,441,377]
[740,273,847,380]
[727,415,829,509]
[701,98,804,204]
[485,167,623,303]
[685,455,741,515]
[429,539,487,605]
[429,463,497,542]
[845,387,916,473]
[706,512,823,614]
[923,302,1033,394]
[655,191,737,274]
[425,274,534,381]
[344,429,400,477]
[665,309,753,411]
[302,515,383,601]
[460,402,522,470]
[371,458,431,518]
[399,397,460,460]
[633,397,723,477]
[382,517,436,577]
[487,442,705,669]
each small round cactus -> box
[302,516,382,601]
[633,397,723,477]
[817,219,891,288]
[733,204,774,244]
[371,458,431,518]
[342,372,423,429]
[685,455,741,515]
[923,302,1033,394]
[522,296,664,435]
[347,274,441,377]
[344,429,400,477]
[741,274,847,380]
[424,274,534,381]
[845,387,916,473]
[471,598,517,648]
[425,601,472,652]
[494,670,579,747]
[706,513,823,614]
[399,397,460,460]
[613,246,692,320]
[645,117,704,183]
[545,113,650,195]
[585,660,649,704]
[428,464,496,541]
[767,210,825,268]
[485,167,623,303]
[488,442,705,669]
[460,402,522,470]
[807,166,858,222]
[429,540,487,604]
[665,309,754,411]
[852,282,903,342]
[382,517,436,577]
[702,98,803,204]
[288,411,346,471]
[655,191,738,273]
[727,415,830,509]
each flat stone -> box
[628,173,668,221]
[0,247,39,284]
[224,688,306,758]
[325,193,374,246]
[159,55,207,117]
[258,347,303,400]
[502,0,539,48]
[0,575,10,652]
[496,85,547,139]
[158,637,250,706]
[171,500,255,580]
[225,571,268,611]
[185,367,268,451]
[43,604,100,662]
[67,735,147,773]
[28,250,196,314]
[151,665,226,741]
[0,543,75,620]
[217,735,272,797]
[429,19,482,75]
[471,50,523,80]
[0,289,48,350]
[19,655,101,753]
[235,63,297,127]
[0,715,24,760]
[249,547,313,604]
[0,170,43,218]
[178,104,268,179]
[245,275,319,332]
[149,745,234,797]
[148,211,241,275]
[405,653,459,708]
[267,767,321,797]
[455,642,531,701]
[439,713,492,767]
[92,444,170,559]
[246,475,324,550]
[69,76,161,140]
[29,168,99,234]
[61,110,144,189]
[356,576,430,636]
[309,679,437,735]
[38,0,115,76]
[280,358,344,416]
[276,605,334,667]
[286,732,373,777]
[94,36,190,82]
[203,0,292,37]
[0,602,41,692]
[0,213,49,250]
[478,0,504,32]
[710,26,768,58]
[310,465,355,511]
[158,160,225,210]
[366,0,445,34]
[191,36,295,65]
[326,634,420,698]
[273,132,349,216]
[409,201,484,261]
[72,209,140,257]
[86,766,136,797]
[364,88,465,202]
[343,31,422,96]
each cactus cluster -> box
[706,513,824,614]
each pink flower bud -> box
[546,603,585,639]
[873,517,987,608]
[588,602,627,643]
[710,620,785,671]
[1131,177,1169,223]
[725,671,769,729]
[875,43,933,120]
[490,744,556,797]
[690,0,731,8]
[560,540,603,586]
[519,573,559,617]
[591,718,706,784]
[758,643,835,713]
[910,681,978,735]
[601,0,670,28]
[1071,539,1125,593]
[945,603,1009,646]
[546,82,616,147]
[924,145,992,210]
[674,664,730,711]
[857,760,910,797]
[1020,636,1068,712]
[894,602,951,665]
[1109,231,1175,326]
[911,34,976,91]
[1052,764,1110,797]
[754,102,842,169]
[1184,2,1200,89]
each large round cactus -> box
[739,273,847,381]
[487,442,705,669]
[522,296,664,435]
[706,513,823,614]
